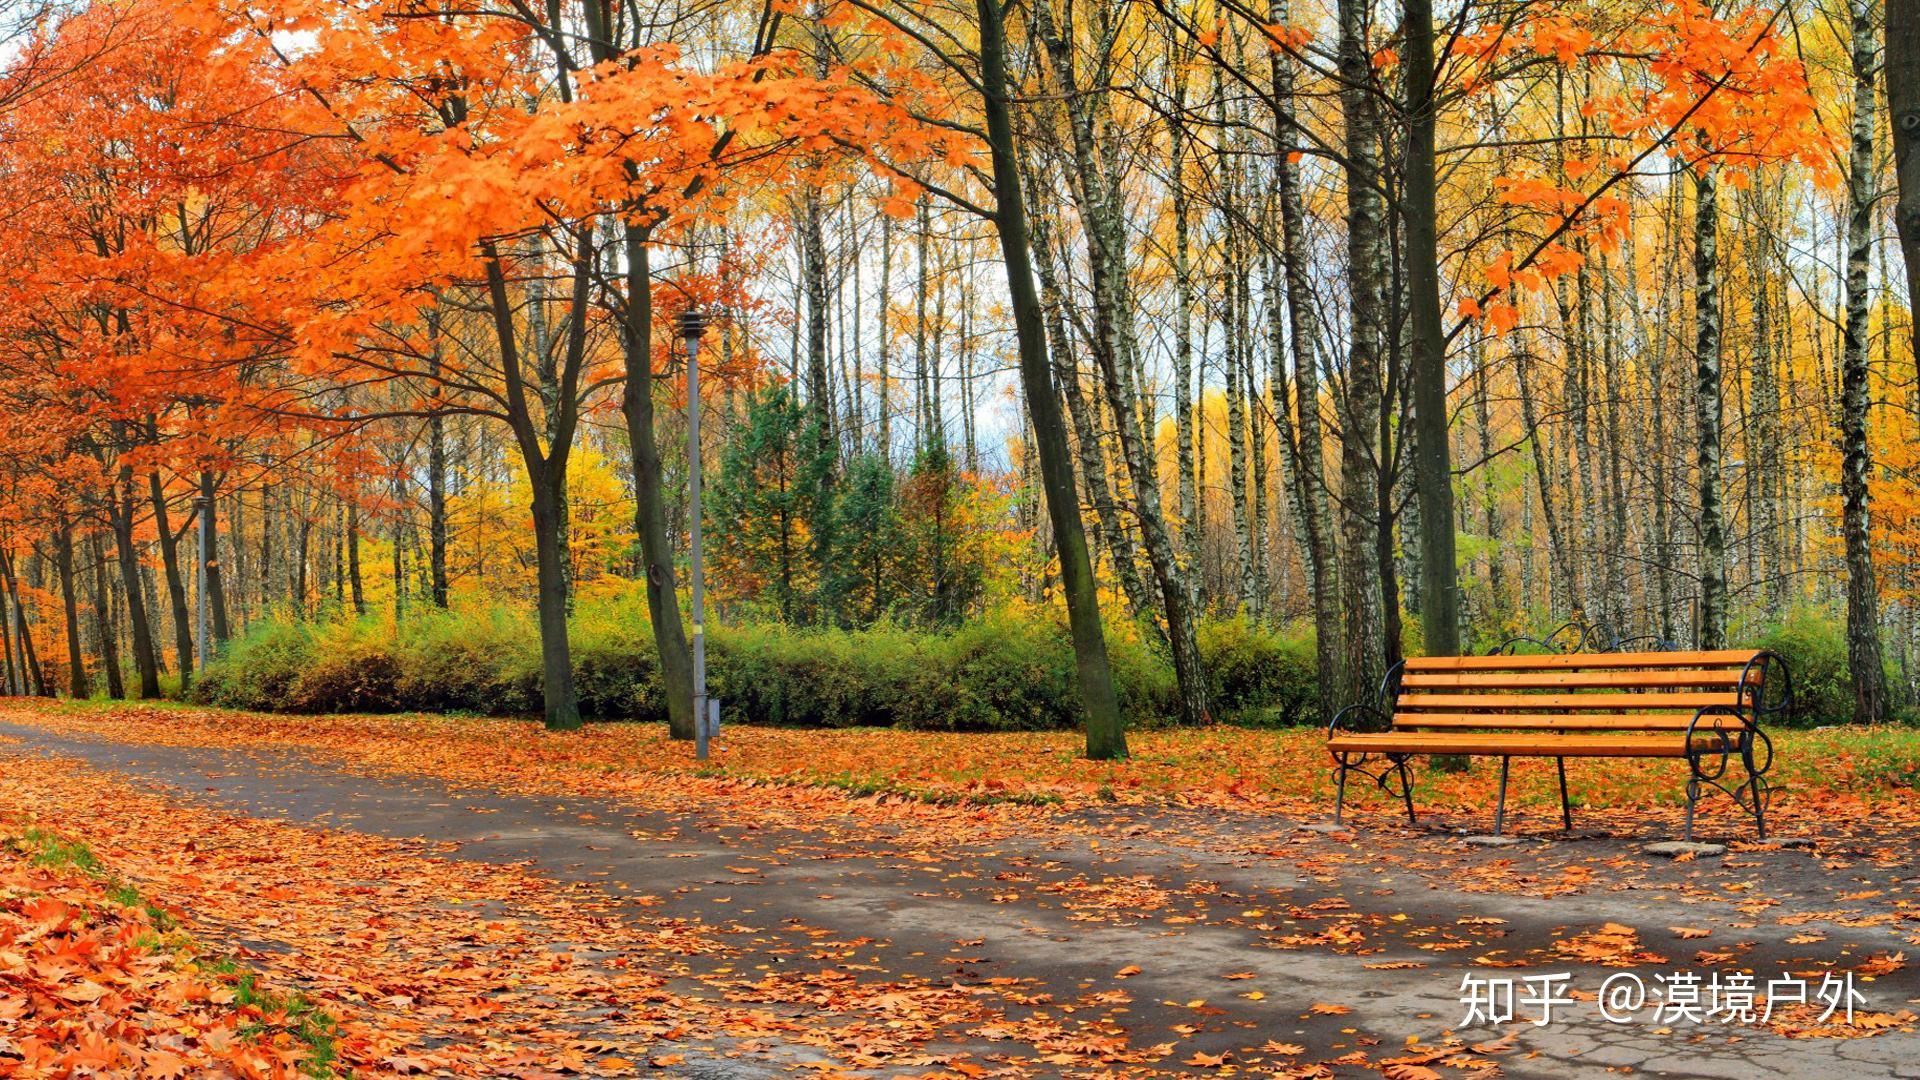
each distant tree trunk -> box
[1742,189,1784,610]
[1267,8,1343,718]
[977,0,1128,758]
[108,464,161,697]
[88,532,123,699]
[1472,341,1502,624]
[1597,256,1630,633]
[1402,0,1460,657]
[53,528,87,697]
[1035,0,1211,727]
[1840,0,1889,722]
[915,196,931,455]
[0,578,16,696]
[1225,224,1256,613]
[1692,166,1729,649]
[347,500,366,616]
[878,211,894,457]
[1514,338,1574,615]
[802,184,838,613]
[1024,161,1160,633]
[147,466,193,688]
[2,550,46,698]
[1168,46,1199,557]
[1649,185,1682,642]
[427,315,451,608]
[527,464,579,728]
[200,473,229,644]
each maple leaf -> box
[1858,952,1906,977]
[143,1050,194,1079]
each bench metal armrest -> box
[1737,649,1793,733]
[1328,702,1388,741]
[1686,702,1774,783]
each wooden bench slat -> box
[1391,712,1740,731]
[1327,732,1698,757]
[1395,692,1741,711]
[1403,650,1758,672]
[1401,670,1743,690]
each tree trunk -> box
[802,183,838,619]
[1402,0,1460,656]
[428,315,451,608]
[1266,11,1343,717]
[89,532,124,699]
[977,0,1127,758]
[1034,0,1211,727]
[1895,0,1920,421]
[1335,0,1388,704]
[109,468,161,697]
[621,231,698,740]
[147,467,193,688]
[1692,167,1729,649]
[528,467,580,729]
[347,499,366,615]
[1168,45,1199,556]
[1840,0,1890,722]
[200,473,229,644]
[53,528,87,697]
[2,550,46,698]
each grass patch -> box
[20,825,104,875]
[201,958,340,1077]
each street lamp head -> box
[676,308,709,353]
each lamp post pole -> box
[678,309,713,760]
[194,494,211,674]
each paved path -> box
[2,716,1915,1078]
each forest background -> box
[0,0,1914,752]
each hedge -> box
[188,596,1880,729]
[190,598,1312,730]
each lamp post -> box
[193,494,211,674]
[677,308,715,760]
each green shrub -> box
[1755,608,1854,727]
[194,617,315,711]
[393,607,540,714]
[289,618,400,712]
[571,592,666,720]
[193,602,1316,731]
[1197,616,1315,726]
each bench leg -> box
[1334,764,1348,825]
[1683,777,1699,842]
[1744,745,1767,841]
[1493,756,1511,836]
[1556,757,1572,831]
[1396,759,1417,826]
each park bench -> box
[1326,646,1790,840]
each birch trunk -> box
[1840,0,1889,722]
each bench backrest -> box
[1390,649,1767,733]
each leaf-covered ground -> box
[0,820,336,1077]
[1,700,1916,1078]
[27,699,1920,829]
